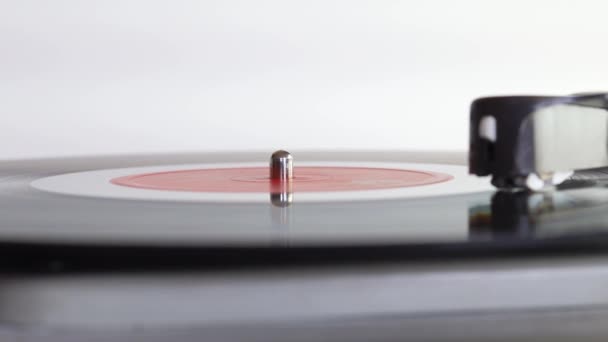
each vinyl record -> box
[2,151,608,255]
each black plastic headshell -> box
[469,92,608,190]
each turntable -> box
[2,93,608,341]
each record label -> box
[30,162,493,203]
[111,167,453,193]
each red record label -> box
[111,167,453,193]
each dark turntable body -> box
[3,150,608,341]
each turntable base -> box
[2,253,608,341]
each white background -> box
[1,0,607,160]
